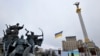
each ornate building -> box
[62,36,77,51]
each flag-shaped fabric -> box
[55,31,63,38]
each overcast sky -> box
[0,0,100,49]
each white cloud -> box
[0,0,100,49]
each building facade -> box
[62,36,77,51]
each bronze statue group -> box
[2,23,44,56]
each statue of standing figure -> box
[2,30,12,56]
[2,23,24,56]
[5,23,24,42]
[25,28,44,54]
[9,35,30,56]
[9,23,24,35]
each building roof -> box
[65,36,76,41]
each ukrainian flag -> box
[55,31,63,38]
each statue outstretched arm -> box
[25,28,29,36]
[18,24,24,30]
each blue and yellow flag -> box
[55,31,63,38]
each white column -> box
[77,12,89,42]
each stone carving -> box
[25,28,44,54]
[2,23,44,56]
